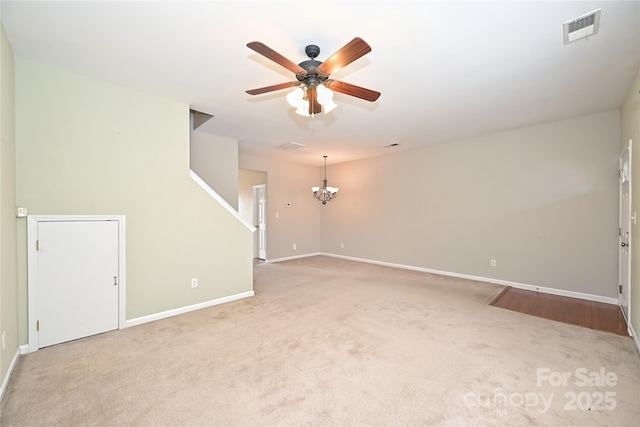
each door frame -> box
[253,184,267,260]
[27,215,126,353]
[619,140,632,330]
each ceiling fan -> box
[246,37,381,116]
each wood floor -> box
[490,287,630,337]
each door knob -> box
[621,242,628,247]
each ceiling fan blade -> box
[316,37,372,77]
[307,88,322,115]
[246,81,301,95]
[325,80,381,102]
[247,41,307,77]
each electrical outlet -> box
[490,259,497,267]
[341,243,345,249]
[293,243,297,251]
[191,278,198,288]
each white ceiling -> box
[1,1,639,167]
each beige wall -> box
[621,66,640,338]
[15,58,253,340]
[0,23,19,389]
[239,154,321,260]
[190,130,239,210]
[322,110,620,299]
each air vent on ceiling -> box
[563,9,601,45]
[274,141,306,151]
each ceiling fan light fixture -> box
[296,107,311,117]
[321,99,338,114]
[295,100,310,117]
[286,87,304,108]
[316,84,332,102]
[316,84,337,113]
[246,38,380,117]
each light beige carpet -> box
[2,256,639,426]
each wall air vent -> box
[563,9,601,45]
[274,141,306,151]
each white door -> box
[254,184,267,260]
[619,142,632,321]
[37,220,120,348]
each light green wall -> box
[322,110,620,299]
[0,23,19,387]
[239,154,321,260]
[621,66,640,339]
[15,58,253,340]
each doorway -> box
[27,215,126,352]
[253,184,267,260]
[238,169,267,261]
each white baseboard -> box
[321,253,619,305]
[0,347,21,402]
[267,252,323,263]
[125,291,254,328]
[629,322,640,355]
[19,344,28,355]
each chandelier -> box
[312,155,339,205]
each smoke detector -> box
[563,9,601,44]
